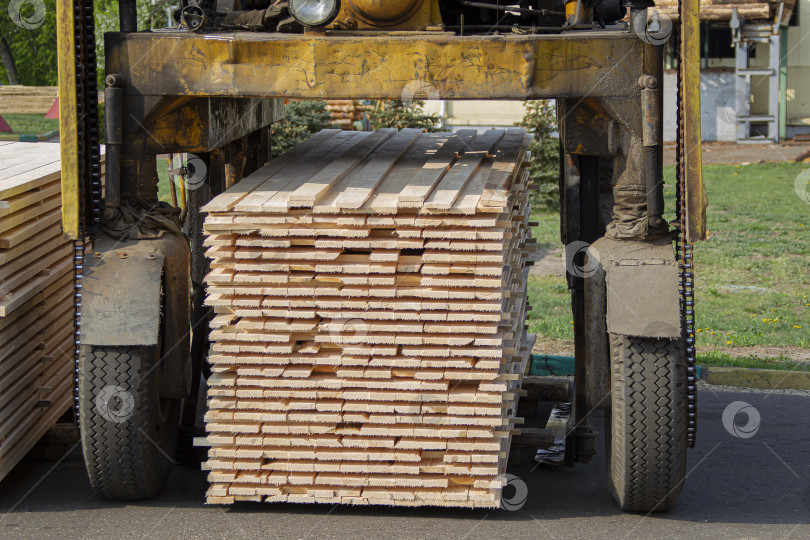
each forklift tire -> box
[607,335,687,512]
[79,345,180,500]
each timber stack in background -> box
[650,0,793,21]
[0,142,104,480]
[200,128,536,507]
[326,100,370,130]
[0,87,59,116]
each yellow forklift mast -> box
[56,0,705,510]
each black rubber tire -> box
[607,335,688,512]
[79,345,180,499]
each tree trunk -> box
[0,37,20,85]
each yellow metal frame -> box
[56,0,81,238]
[332,0,440,30]
[59,6,706,240]
[106,32,655,100]
[681,0,707,241]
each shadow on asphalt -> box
[1,389,808,533]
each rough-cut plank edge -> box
[0,293,71,359]
[202,130,342,213]
[0,222,62,267]
[397,129,478,206]
[425,130,506,211]
[0,242,71,296]
[332,129,423,210]
[288,130,394,206]
[234,131,355,213]
[478,130,531,208]
[262,132,367,212]
[0,170,61,202]
[361,133,451,214]
[0,180,61,218]
[0,268,71,336]
[0,389,71,481]
[0,206,61,249]
[0,193,61,236]
[0,257,71,317]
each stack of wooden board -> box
[201,128,536,507]
[650,0,793,22]
[325,100,369,130]
[0,142,95,481]
[0,87,58,115]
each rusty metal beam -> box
[116,96,282,199]
[131,96,283,154]
[106,31,656,100]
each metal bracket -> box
[81,250,164,346]
[535,402,573,466]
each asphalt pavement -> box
[1,386,808,539]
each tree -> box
[0,0,167,88]
[366,100,441,132]
[0,0,58,85]
[0,36,20,84]
[270,99,333,157]
[516,100,560,209]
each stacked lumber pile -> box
[0,87,58,115]
[325,100,369,130]
[201,128,536,507]
[650,0,793,22]
[0,142,95,481]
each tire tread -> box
[609,335,687,512]
[79,345,176,500]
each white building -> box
[423,0,809,142]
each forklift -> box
[56,0,705,512]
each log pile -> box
[650,0,793,22]
[325,100,369,130]
[0,142,94,480]
[201,128,536,507]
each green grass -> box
[527,162,810,362]
[157,157,172,203]
[697,350,810,372]
[1,113,58,135]
[527,274,573,341]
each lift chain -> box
[71,0,102,428]
[675,1,697,448]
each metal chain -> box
[674,5,697,448]
[71,0,102,427]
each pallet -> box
[0,142,104,482]
[202,129,536,507]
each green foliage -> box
[94,0,169,89]
[0,0,58,85]
[0,0,168,88]
[270,100,333,157]
[516,100,560,209]
[93,0,120,89]
[366,100,441,132]
[528,163,810,353]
